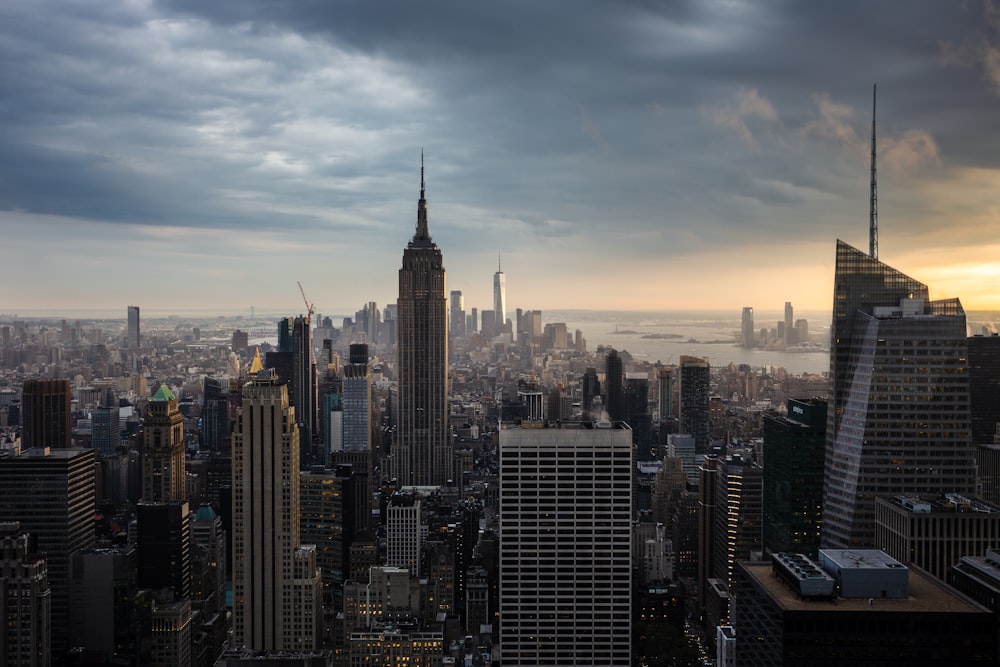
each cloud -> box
[705,87,779,147]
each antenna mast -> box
[869,84,878,260]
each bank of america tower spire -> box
[393,156,451,486]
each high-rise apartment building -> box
[0,447,95,661]
[342,343,372,453]
[21,379,72,449]
[499,423,632,665]
[823,240,976,549]
[232,368,321,650]
[142,384,186,503]
[292,314,317,465]
[678,355,710,453]
[394,162,450,487]
[493,259,506,336]
[127,305,140,349]
[740,307,754,349]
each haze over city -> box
[4,1,1000,314]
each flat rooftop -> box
[740,561,988,614]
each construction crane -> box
[297,281,315,321]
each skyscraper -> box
[394,160,450,487]
[342,343,372,453]
[740,306,754,349]
[493,256,506,336]
[822,240,976,548]
[783,301,794,345]
[449,290,465,337]
[232,368,321,651]
[679,355,710,453]
[142,384,186,503]
[499,423,632,665]
[127,305,140,349]
[0,522,51,667]
[292,314,317,465]
[605,348,625,422]
[0,447,95,661]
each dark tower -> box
[869,83,878,260]
[395,156,450,486]
[581,367,601,422]
[21,379,72,449]
[605,349,625,422]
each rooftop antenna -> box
[869,84,878,260]
[498,251,501,273]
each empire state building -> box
[394,160,450,486]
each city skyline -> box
[5,2,1000,313]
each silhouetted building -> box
[581,367,601,421]
[21,379,72,449]
[605,349,625,422]
[762,399,826,558]
[678,356,710,453]
[393,162,450,487]
[127,305,140,350]
[136,501,191,601]
[823,241,975,549]
[0,447,95,661]
[625,373,652,460]
[292,315,317,465]
[969,334,1000,446]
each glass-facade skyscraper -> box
[822,240,976,548]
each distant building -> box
[127,305,140,349]
[783,301,794,345]
[494,262,506,337]
[449,290,465,337]
[740,306,754,349]
[605,349,625,422]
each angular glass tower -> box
[822,240,976,548]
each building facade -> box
[21,378,72,449]
[394,163,450,487]
[499,423,632,665]
[142,384,186,503]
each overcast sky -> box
[3,0,1000,316]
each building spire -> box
[869,83,878,260]
[414,151,430,242]
[498,251,501,273]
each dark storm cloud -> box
[3,0,1000,311]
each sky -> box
[3,0,1000,317]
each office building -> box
[784,301,794,345]
[342,343,372,453]
[21,379,72,449]
[605,348,625,422]
[968,334,1000,445]
[733,551,995,665]
[581,367,601,421]
[678,355,710,453]
[292,315,317,464]
[625,373,652,459]
[394,162,450,487]
[449,290,465,337]
[232,368,321,651]
[127,305,140,349]
[70,546,144,664]
[823,240,976,549]
[136,501,190,601]
[714,455,763,588]
[0,447,95,661]
[142,384,186,503]
[202,376,231,454]
[875,494,1000,582]
[740,306,754,349]
[494,259,506,336]
[762,398,826,557]
[697,455,718,609]
[0,523,50,667]
[499,423,632,665]
[386,492,423,577]
[91,388,120,457]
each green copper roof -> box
[194,504,217,521]
[151,384,176,402]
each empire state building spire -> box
[414,151,431,243]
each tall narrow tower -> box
[232,368,321,650]
[395,158,450,487]
[127,305,140,349]
[493,254,506,336]
[142,384,186,502]
[869,84,878,260]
